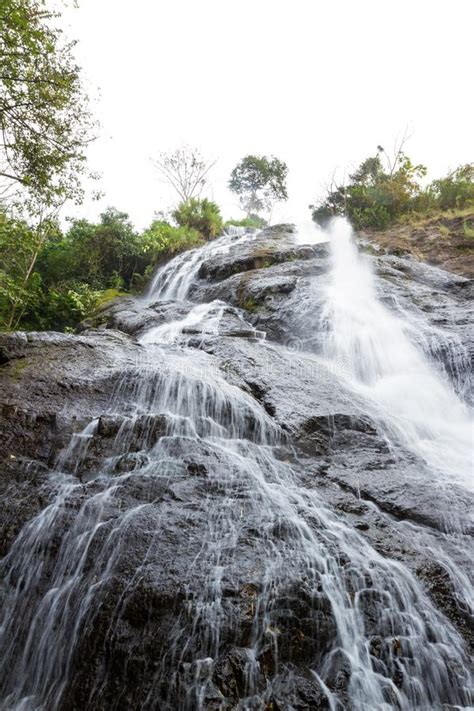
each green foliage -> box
[0,203,219,332]
[229,155,288,216]
[240,296,258,313]
[172,198,223,240]
[30,283,102,331]
[35,209,201,329]
[428,164,474,211]
[0,211,45,329]
[311,148,427,229]
[137,219,203,262]
[463,219,474,239]
[0,0,95,210]
[38,208,140,289]
[225,215,267,229]
[0,209,105,331]
[311,150,474,230]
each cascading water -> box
[146,225,256,301]
[0,222,472,710]
[321,218,473,490]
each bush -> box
[36,283,102,331]
[136,220,203,264]
[311,152,473,230]
[311,151,427,230]
[0,196,231,333]
[173,198,223,240]
[0,211,45,330]
[428,164,474,210]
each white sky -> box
[63,0,473,229]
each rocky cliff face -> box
[0,225,472,710]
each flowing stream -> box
[321,218,473,490]
[0,222,472,710]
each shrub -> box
[10,281,102,332]
[0,205,216,333]
[37,209,140,290]
[0,211,45,330]
[136,220,203,265]
[428,164,474,210]
[40,284,101,331]
[310,150,474,229]
[173,198,223,240]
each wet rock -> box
[0,225,473,710]
[416,561,474,652]
[195,337,363,438]
[82,298,191,338]
[296,413,380,455]
[187,461,208,476]
[113,452,151,473]
[0,330,139,455]
[262,673,330,710]
[0,457,51,557]
[326,459,473,534]
[97,413,126,438]
[196,227,329,284]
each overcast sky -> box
[63,0,473,228]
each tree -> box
[429,164,474,210]
[228,155,288,217]
[0,207,64,328]
[46,209,139,288]
[173,198,223,240]
[152,146,216,204]
[310,146,427,229]
[0,210,41,328]
[0,0,95,209]
[136,220,203,270]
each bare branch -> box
[151,145,216,204]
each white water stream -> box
[322,218,473,490]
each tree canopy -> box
[229,155,288,216]
[0,203,218,332]
[311,147,428,229]
[311,148,474,230]
[0,0,95,210]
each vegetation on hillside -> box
[310,147,474,230]
[0,0,257,340]
[0,208,209,332]
[1,2,472,335]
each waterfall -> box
[0,224,472,710]
[321,217,473,490]
[146,225,255,301]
